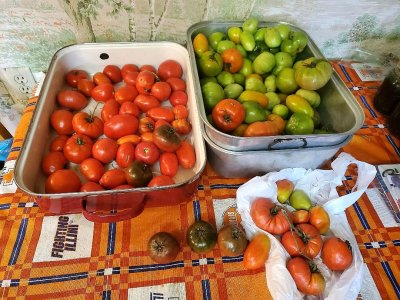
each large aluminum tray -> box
[14,42,207,222]
[187,21,364,151]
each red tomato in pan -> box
[80,181,104,192]
[65,69,88,88]
[153,124,181,152]
[41,151,67,176]
[104,114,139,140]
[133,94,160,112]
[146,107,175,123]
[151,81,171,101]
[176,140,196,169]
[138,117,155,134]
[79,158,105,182]
[92,138,118,164]
[50,109,74,135]
[63,134,93,164]
[45,169,81,193]
[166,77,186,92]
[114,85,139,104]
[136,70,156,95]
[148,175,175,187]
[159,152,179,177]
[99,169,127,189]
[103,65,122,83]
[116,142,135,168]
[121,64,139,78]
[123,71,139,86]
[135,141,160,165]
[101,99,120,122]
[169,90,188,106]
[49,135,69,152]
[119,101,140,117]
[72,111,104,139]
[91,84,114,102]
[77,78,95,97]
[212,99,245,133]
[172,119,192,135]
[157,60,183,81]
[93,72,112,85]
[140,64,157,73]
[57,90,88,111]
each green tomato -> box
[224,83,244,99]
[273,52,294,75]
[201,81,225,112]
[295,89,321,108]
[235,44,247,57]
[254,28,267,42]
[228,27,242,44]
[217,71,235,87]
[265,92,281,109]
[289,190,312,210]
[240,30,256,51]
[242,17,259,34]
[239,58,253,77]
[264,27,282,48]
[217,40,236,54]
[276,67,298,94]
[200,76,217,86]
[285,112,314,135]
[291,31,308,53]
[272,104,289,119]
[247,41,269,61]
[243,101,266,124]
[280,38,299,56]
[275,24,291,40]
[252,51,276,75]
[198,51,223,77]
[264,74,277,92]
[208,32,226,50]
[233,73,245,85]
[245,77,267,93]
[294,57,333,90]
[285,94,314,117]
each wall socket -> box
[0,67,37,105]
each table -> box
[0,62,399,299]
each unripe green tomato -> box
[233,73,245,85]
[228,27,242,44]
[235,44,247,57]
[200,76,217,86]
[201,81,225,112]
[242,17,259,34]
[275,24,291,40]
[265,92,281,110]
[272,104,289,119]
[240,30,256,51]
[208,31,226,50]
[224,83,244,99]
[264,27,282,48]
[252,51,276,75]
[239,58,253,77]
[276,67,298,94]
[217,40,236,54]
[264,74,277,92]
[254,28,267,42]
[217,71,235,87]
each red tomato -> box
[141,132,154,143]
[153,124,181,152]
[103,65,122,83]
[80,181,104,192]
[116,142,135,168]
[146,107,174,123]
[49,135,69,152]
[101,99,120,122]
[135,141,160,165]
[243,233,271,270]
[91,84,115,102]
[212,99,245,133]
[113,184,134,190]
[92,138,118,164]
[159,152,179,177]
[45,169,81,193]
[287,257,326,295]
[41,151,67,175]
[93,72,112,85]
[148,175,175,187]
[123,71,139,86]
[250,197,292,235]
[221,48,244,73]
[119,101,140,117]
[57,90,88,111]
[309,206,331,234]
[50,109,74,135]
[99,169,127,189]
[121,64,139,78]
[114,85,139,104]
[166,77,186,92]
[151,81,171,101]
[65,69,88,88]
[321,237,353,271]
[77,78,95,97]
[72,111,104,139]
[154,119,169,129]
[133,94,160,112]
[79,158,105,182]
[63,134,93,164]
[169,90,188,106]
[140,64,157,73]
[176,140,196,169]
[136,70,156,94]
[172,119,192,135]
[157,60,183,81]
[117,134,141,145]
[138,116,155,134]
[104,114,139,140]
[172,105,188,119]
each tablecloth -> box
[0,62,399,299]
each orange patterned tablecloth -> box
[0,62,399,299]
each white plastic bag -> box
[236,152,377,300]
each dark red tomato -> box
[166,77,186,92]
[104,114,139,139]
[140,64,157,73]
[172,119,192,135]
[321,237,353,271]
[101,99,120,122]
[63,134,93,164]
[79,157,105,182]
[176,140,196,169]
[218,224,248,257]
[99,169,127,189]
[153,124,181,152]
[123,71,139,86]
[212,99,245,133]
[45,169,81,193]
[135,141,160,165]
[125,160,153,187]
[72,111,104,139]
[133,94,160,112]
[116,142,135,168]
[92,138,118,164]
[121,64,139,78]
[186,220,217,254]
[147,232,180,264]
[169,90,188,106]
[57,90,88,111]
[151,81,171,101]
[91,84,115,102]
[103,65,122,83]
[172,105,189,119]
[147,107,174,123]
[77,78,95,97]
[65,69,88,88]
[93,72,112,85]
[119,101,140,117]
[157,60,183,81]
[41,151,67,175]
[80,181,104,192]
[50,109,74,135]
[148,175,175,187]
[159,152,179,177]
[138,116,155,134]
[49,135,69,152]
[136,70,156,94]
[114,85,139,104]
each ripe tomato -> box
[243,233,271,270]
[250,197,292,235]
[77,78,95,97]
[91,84,115,102]
[125,160,153,187]
[119,101,140,117]
[217,224,248,257]
[148,175,175,187]
[80,181,104,192]
[116,142,135,168]
[287,257,326,295]
[133,94,160,112]
[65,69,88,88]
[176,140,196,169]
[141,132,154,143]
[63,134,93,164]
[99,169,127,189]
[172,119,192,135]
[292,210,310,224]
[136,70,156,94]
[321,237,353,271]
[121,64,139,78]
[154,119,169,129]
[221,48,244,73]
[166,77,186,92]
[57,90,88,111]
[49,135,69,152]
[79,158,105,182]
[138,116,155,134]
[101,99,120,122]
[159,152,179,177]
[50,109,74,135]
[151,81,171,101]
[93,72,112,85]
[117,134,141,145]
[212,99,245,133]
[172,105,188,119]
[153,124,181,152]
[169,90,188,106]
[147,107,174,123]
[309,206,331,234]
[113,184,134,190]
[140,64,157,73]
[186,220,217,254]
[114,85,139,104]
[123,71,139,86]
[147,232,180,264]
[92,138,118,164]
[135,141,160,165]
[72,111,104,139]
[45,169,81,193]
[103,65,122,83]
[281,223,323,259]
[157,60,183,81]
[104,114,139,140]
[41,151,67,175]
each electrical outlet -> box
[0,67,37,105]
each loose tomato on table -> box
[135,141,160,165]
[72,111,104,139]
[211,99,245,133]
[104,114,139,140]
[114,85,138,104]
[101,99,120,122]
[147,232,180,264]
[221,48,244,73]
[153,124,181,152]
[321,237,353,271]
[99,169,127,189]
[65,69,88,88]
[243,233,271,270]
[116,142,135,168]
[159,152,179,177]
[79,157,105,182]
[41,151,67,176]
[57,90,88,111]
[50,109,74,136]
[186,220,217,254]
[91,84,115,102]
[217,224,248,257]
[45,169,81,193]
[63,134,93,164]
[92,137,118,164]
[157,59,183,81]
[103,65,122,83]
